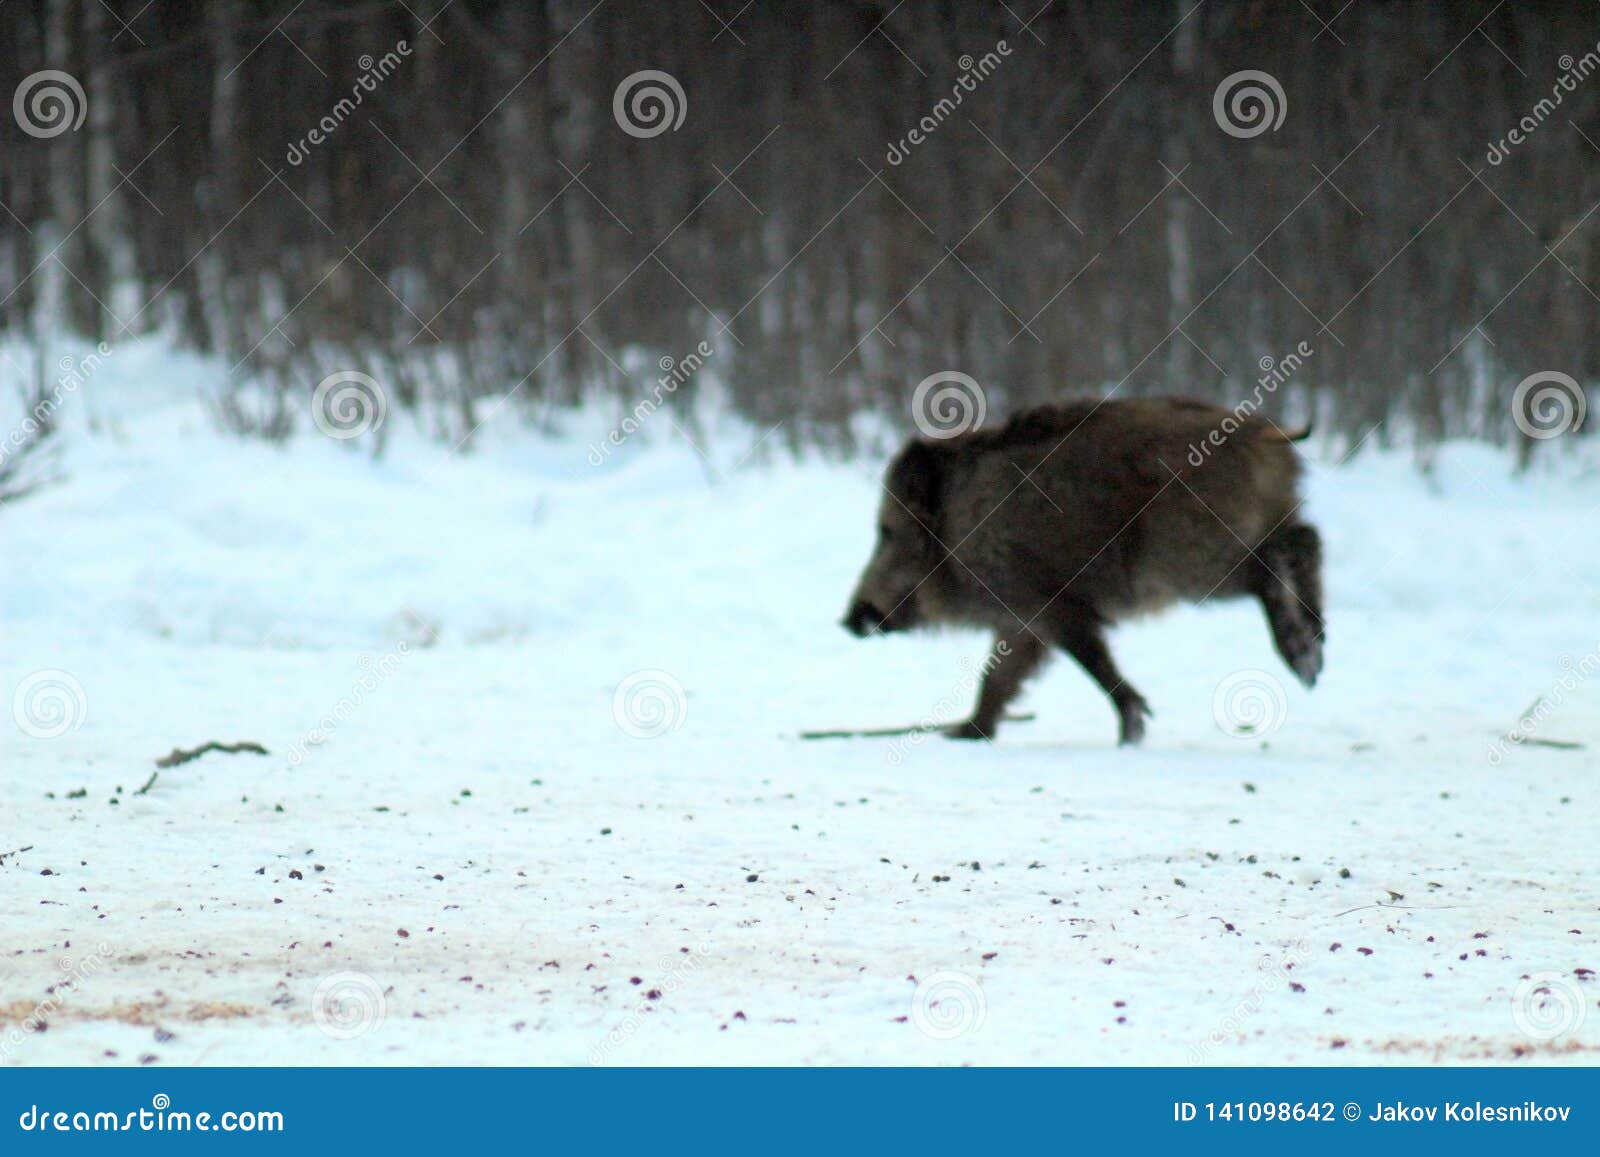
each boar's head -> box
[842,441,946,637]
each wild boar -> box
[841,398,1322,744]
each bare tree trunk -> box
[1164,4,1199,389]
[200,0,243,359]
[84,0,135,337]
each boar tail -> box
[1264,421,1313,443]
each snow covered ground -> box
[2,336,1597,1066]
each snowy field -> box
[2,338,1597,1066]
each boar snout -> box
[842,599,886,637]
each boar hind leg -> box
[1056,616,1152,747]
[946,631,1048,740]
[1255,523,1324,687]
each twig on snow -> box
[798,712,1035,741]
[154,740,270,768]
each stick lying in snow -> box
[154,740,270,768]
[798,713,1035,741]
[1501,696,1586,752]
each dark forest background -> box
[2,0,1598,456]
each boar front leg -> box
[946,630,1048,740]
[1056,618,1152,746]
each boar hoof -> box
[944,719,994,741]
[1291,638,1323,688]
[1117,697,1152,747]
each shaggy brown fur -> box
[842,398,1323,744]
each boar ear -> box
[888,440,944,528]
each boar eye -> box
[877,523,892,542]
